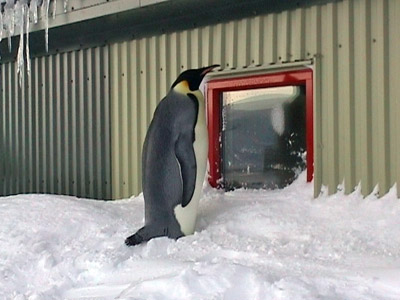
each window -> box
[206,69,313,189]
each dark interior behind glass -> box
[222,85,306,190]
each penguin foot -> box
[125,225,153,246]
[125,224,184,247]
[125,233,144,246]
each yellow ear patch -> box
[182,80,189,89]
[174,80,191,94]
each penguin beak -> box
[200,64,220,76]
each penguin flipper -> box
[175,133,197,208]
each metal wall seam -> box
[78,49,85,197]
[14,61,20,194]
[337,0,356,194]
[353,0,373,196]
[0,66,4,195]
[291,8,306,61]
[55,54,61,194]
[3,65,6,194]
[11,62,17,194]
[135,39,144,196]
[237,19,251,68]
[265,13,278,64]
[4,61,9,194]
[370,0,390,196]
[137,39,146,194]
[277,11,290,63]
[6,63,11,194]
[20,64,26,193]
[49,55,55,195]
[120,42,130,198]
[110,43,122,199]
[149,36,160,131]
[169,32,179,85]
[61,52,68,196]
[103,45,112,200]
[320,2,339,194]
[225,21,237,69]
[129,41,140,196]
[309,4,322,197]
[140,38,151,171]
[33,58,38,193]
[250,16,263,66]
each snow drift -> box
[1,172,400,299]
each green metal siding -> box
[0,46,112,199]
[110,0,400,199]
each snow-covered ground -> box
[1,172,400,300]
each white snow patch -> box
[1,172,400,299]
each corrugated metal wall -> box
[1,0,398,200]
[0,46,112,199]
[110,0,400,199]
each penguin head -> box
[171,64,220,92]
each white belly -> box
[174,91,208,235]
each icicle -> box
[16,2,25,87]
[0,11,3,43]
[0,12,2,59]
[30,0,39,24]
[53,0,57,19]
[5,0,15,52]
[41,0,50,52]
[64,0,68,13]
[26,3,31,79]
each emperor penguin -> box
[125,64,220,246]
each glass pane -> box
[222,85,306,190]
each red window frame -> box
[206,68,314,188]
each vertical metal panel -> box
[353,0,373,196]
[337,0,355,194]
[250,16,263,66]
[0,46,111,199]
[291,8,306,61]
[277,11,291,62]
[370,0,390,195]
[0,66,4,195]
[265,13,278,64]
[110,43,121,199]
[321,2,339,194]
[388,0,400,198]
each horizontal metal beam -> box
[3,0,169,35]
[0,0,340,62]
